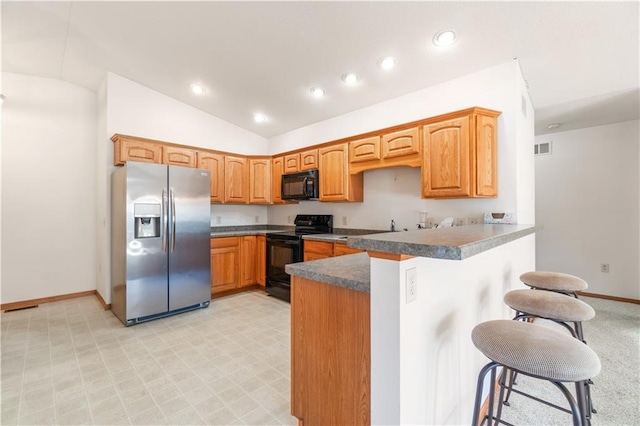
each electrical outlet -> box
[254,215,259,223]
[216,216,221,224]
[287,215,292,224]
[601,263,609,273]
[406,268,417,303]
[455,218,467,226]
[468,217,478,225]
[426,218,434,228]
[342,216,348,226]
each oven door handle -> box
[267,238,300,245]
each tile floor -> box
[0,291,297,425]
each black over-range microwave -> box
[281,169,319,200]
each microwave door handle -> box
[302,177,309,197]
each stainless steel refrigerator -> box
[111,162,211,326]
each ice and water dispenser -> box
[134,203,161,238]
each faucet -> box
[390,219,396,232]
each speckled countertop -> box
[302,234,349,242]
[210,229,279,237]
[286,253,371,293]
[347,224,535,260]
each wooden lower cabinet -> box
[256,236,266,286]
[333,242,364,256]
[304,240,364,261]
[211,235,260,294]
[239,236,257,287]
[303,240,333,261]
[210,237,240,293]
[291,276,370,426]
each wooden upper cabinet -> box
[318,143,363,202]
[225,155,249,203]
[272,156,286,204]
[283,149,318,173]
[382,127,420,159]
[196,151,224,203]
[249,158,272,204]
[347,127,421,174]
[163,146,195,167]
[299,149,319,171]
[422,108,500,198]
[113,135,162,165]
[475,114,498,197]
[349,136,381,163]
[284,154,300,173]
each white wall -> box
[370,234,535,425]
[96,73,270,303]
[1,72,97,304]
[535,120,640,299]
[268,60,535,229]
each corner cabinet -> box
[422,108,500,198]
[318,143,363,202]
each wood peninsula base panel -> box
[291,276,370,426]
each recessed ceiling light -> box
[433,30,457,47]
[310,87,326,98]
[190,83,207,95]
[254,113,268,123]
[378,56,396,70]
[547,123,561,130]
[342,73,359,85]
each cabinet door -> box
[249,159,272,204]
[303,240,334,261]
[333,243,364,256]
[272,156,286,204]
[382,127,420,159]
[115,138,162,165]
[163,146,196,167]
[225,155,249,203]
[197,151,225,203]
[284,154,300,173]
[256,236,266,286]
[349,136,380,163]
[319,143,363,202]
[422,117,471,198]
[299,149,319,171]
[240,236,257,287]
[475,114,498,197]
[210,237,240,293]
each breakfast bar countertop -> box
[286,253,371,293]
[347,223,536,260]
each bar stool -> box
[471,320,601,426]
[520,271,588,298]
[503,289,597,418]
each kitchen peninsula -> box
[286,224,536,426]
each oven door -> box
[266,237,301,301]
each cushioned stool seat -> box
[471,320,601,426]
[520,271,588,293]
[504,289,595,324]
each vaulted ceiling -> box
[2,1,638,138]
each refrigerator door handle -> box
[162,189,168,252]
[170,188,176,252]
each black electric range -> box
[265,214,333,302]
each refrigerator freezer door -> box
[124,162,169,320]
[168,166,211,311]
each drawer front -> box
[304,240,334,256]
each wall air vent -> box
[534,141,552,156]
